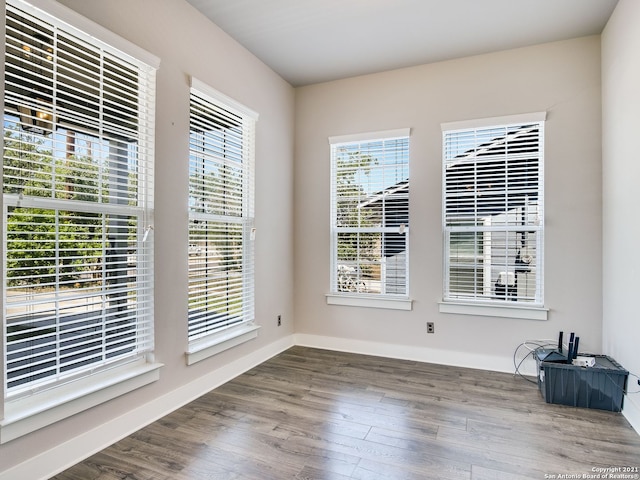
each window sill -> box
[0,359,163,444]
[439,301,548,320]
[186,323,261,365]
[326,294,413,311]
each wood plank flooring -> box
[52,346,640,480]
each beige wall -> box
[602,0,640,430]
[294,36,603,370]
[0,0,295,474]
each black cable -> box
[627,372,640,394]
[608,371,640,395]
[513,342,535,383]
[512,341,556,384]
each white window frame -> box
[1,0,161,443]
[327,129,412,311]
[440,113,548,320]
[186,78,259,365]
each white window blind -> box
[3,0,156,398]
[330,129,410,297]
[442,116,544,305]
[188,79,257,342]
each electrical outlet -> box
[277,315,282,327]
[426,322,435,334]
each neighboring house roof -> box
[358,180,409,258]
[356,124,540,256]
[357,179,408,211]
[445,124,540,217]
[359,124,540,218]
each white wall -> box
[294,36,603,373]
[602,0,640,432]
[0,0,295,476]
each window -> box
[328,129,410,309]
[2,0,158,441]
[442,113,545,311]
[187,78,258,363]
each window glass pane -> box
[331,132,409,297]
[443,121,543,304]
[3,1,155,397]
[188,220,245,338]
[448,231,484,296]
[5,206,142,391]
[3,121,139,205]
[188,85,255,342]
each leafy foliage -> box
[334,147,380,265]
[3,126,116,287]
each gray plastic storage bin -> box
[537,355,628,412]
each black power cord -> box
[513,340,557,384]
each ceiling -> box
[185,0,618,87]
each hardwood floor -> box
[52,346,640,480]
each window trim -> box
[440,112,546,133]
[438,301,548,320]
[186,323,261,366]
[186,77,259,363]
[440,112,546,317]
[326,293,412,311]
[14,0,160,69]
[328,128,412,309]
[0,359,162,444]
[2,0,160,440]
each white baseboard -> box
[623,395,640,437]
[293,333,517,374]
[0,335,294,480]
